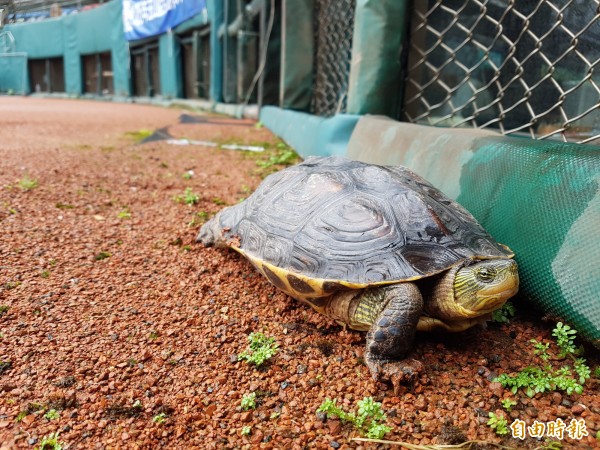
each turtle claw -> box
[365,354,424,393]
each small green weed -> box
[317,397,391,439]
[37,432,63,450]
[26,402,44,414]
[500,398,517,411]
[0,305,9,316]
[182,171,194,180]
[153,412,167,424]
[240,392,257,410]
[94,251,112,261]
[540,440,563,450]
[174,187,200,205]
[238,332,279,366]
[41,270,50,279]
[212,197,227,206]
[44,409,60,421]
[269,411,280,420]
[117,208,132,219]
[18,175,39,191]
[55,203,74,209]
[492,301,516,324]
[4,281,21,290]
[16,410,27,422]
[256,143,299,170]
[241,425,251,436]
[125,129,153,142]
[487,412,509,435]
[188,210,210,227]
[494,322,591,396]
[149,331,160,340]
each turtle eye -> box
[477,267,497,282]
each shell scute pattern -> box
[215,157,512,294]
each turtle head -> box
[196,214,222,247]
[453,258,519,315]
[424,258,519,323]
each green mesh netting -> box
[458,136,600,347]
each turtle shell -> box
[205,156,513,299]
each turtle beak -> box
[474,284,519,313]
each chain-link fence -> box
[311,0,356,117]
[402,0,600,144]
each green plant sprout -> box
[149,331,160,340]
[188,210,210,227]
[125,129,153,142]
[317,397,391,439]
[487,412,509,435]
[44,409,60,421]
[211,197,227,206]
[152,412,167,424]
[94,251,112,261]
[494,322,591,397]
[37,432,63,450]
[241,425,251,436]
[541,439,564,450]
[491,301,516,323]
[4,281,21,290]
[256,144,298,169]
[18,175,39,191]
[117,208,132,219]
[174,187,200,205]
[240,392,257,410]
[500,398,517,411]
[238,332,279,366]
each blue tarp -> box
[123,0,206,40]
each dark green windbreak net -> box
[458,136,600,347]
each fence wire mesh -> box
[311,0,356,117]
[402,0,600,144]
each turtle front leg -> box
[358,283,424,390]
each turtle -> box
[198,156,519,386]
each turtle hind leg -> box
[358,283,425,390]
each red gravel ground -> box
[0,97,599,449]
